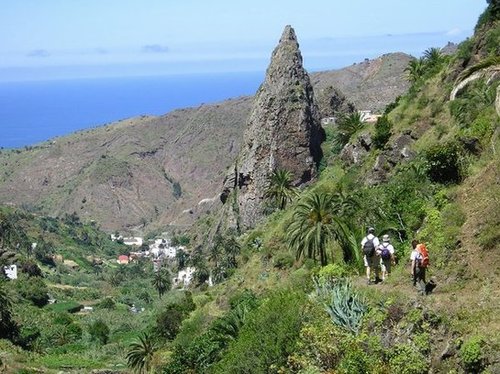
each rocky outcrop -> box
[340,129,416,185]
[367,131,416,185]
[221,25,324,231]
[316,85,356,119]
[340,133,372,165]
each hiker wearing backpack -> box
[410,239,429,295]
[379,234,395,281]
[361,227,380,285]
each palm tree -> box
[405,58,425,84]
[209,234,224,268]
[127,333,157,374]
[332,112,364,151]
[287,191,345,266]
[423,47,443,68]
[264,169,298,210]
[152,267,171,298]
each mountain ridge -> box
[0,52,412,232]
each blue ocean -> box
[0,71,264,149]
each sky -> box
[0,0,488,81]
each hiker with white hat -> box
[379,234,395,281]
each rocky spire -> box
[221,25,324,231]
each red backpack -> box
[416,243,430,268]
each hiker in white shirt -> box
[361,227,380,285]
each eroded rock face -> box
[316,85,356,119]
[340,133,372,165]
[366,132,416,185]
[222,25,324,230]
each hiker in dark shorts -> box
[410,239,426,295]
[361,227,380,285]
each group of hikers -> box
[361,227,434,295]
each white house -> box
[123,237,143,246]
[175,267,196,287]
[4,264,17,280]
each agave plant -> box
[312,277,367,335]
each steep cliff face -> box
[221,25,324,231]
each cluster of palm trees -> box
[405,47,446,84]
[209,231,241,284]
[265,169,361,267]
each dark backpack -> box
[363,238,375,257]
[380,244,391,260]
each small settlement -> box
[111,234,195,288]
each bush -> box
[424,140,466,184]
[459,336,484,373]
[16,277,49,307]
[337,348,369,374]
[316,263,349,281]
[156,306,184,340]
[97,297,116,310]
[88,320,110,345]
[213,290,306,373]
[287,305,354,372]
[155,292,196,340]
[273,252,294,269]
[163,291,259,373]
[372,115,392,149]
[389,344,429,374]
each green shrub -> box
[372,115,392,149]
[273,252,295,269]
[459,336,484,373]
[155,291,196,340]
[97,297,116,310]
[213,290,306,373]
[317,263,349,281]
[164,291,259,373]
[287,305,355,373]
[16,276,49,307]
[337,348,369,374]
[389,344,429,374]
[424,140,466,184]
[0,281,18,340]
[456,38,474,63]
[88,320,110,345]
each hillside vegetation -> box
[0,3,499,373]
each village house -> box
[3,264,17,280]
[174,266,196,288]
[117,255,129,265]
